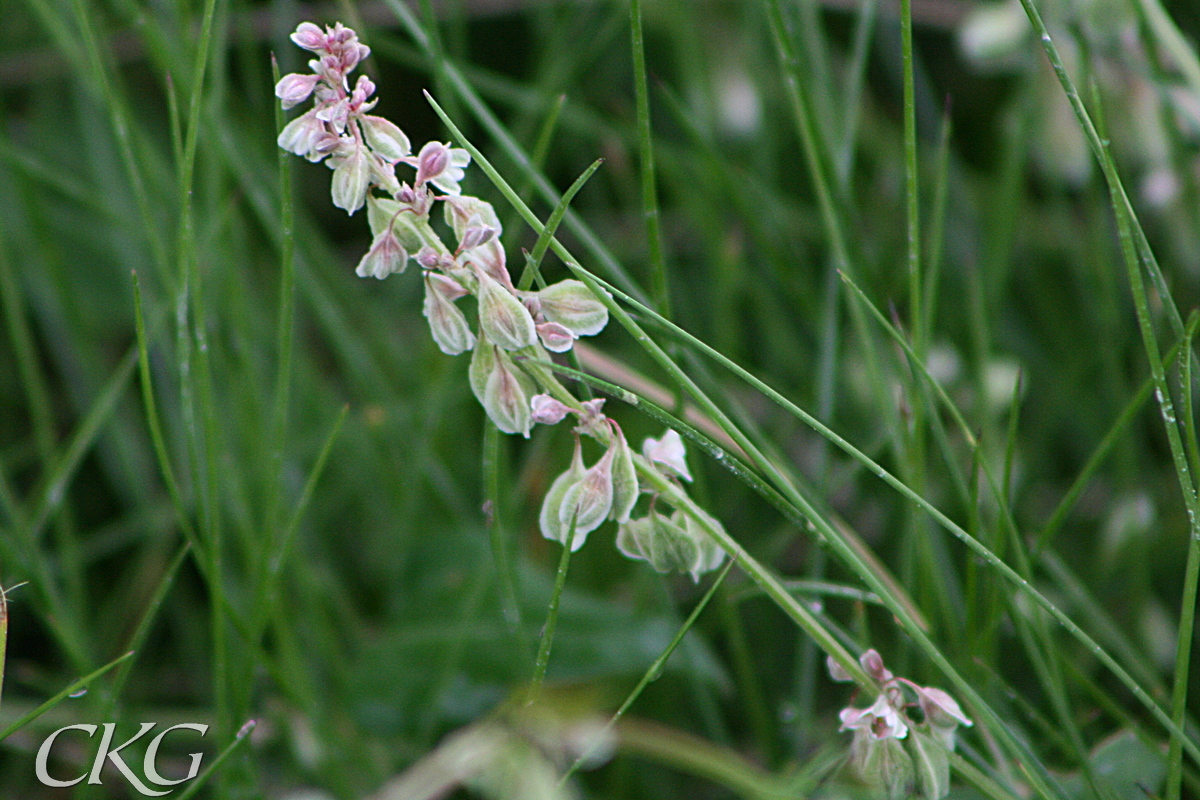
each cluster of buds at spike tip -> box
[277,22,615,413]
[828,650,972,800]
[277,22,728,582]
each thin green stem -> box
[0,651,134,742]
[629,0,670,317]
[527,512,578,701]
[899,0,922,352]
[172,720,257,800]
[1166,316,1200,800]
[483,425,522,632]
[560,558,735,784]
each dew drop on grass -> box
[69,688,88,698]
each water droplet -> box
[69,688,88,698]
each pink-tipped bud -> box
[522,295,542,319]
[530,395,571,426]
[275,73,321,109]
[859,649,894,684]
[351,75,375,107]
[427,272,468,301]
[536,322,576,353]
[414,141,451,188]
[290,22,327,52]
[313,133,343,156]
[415,247,442,270]
[827,656,855,683]
[458,220,498,252]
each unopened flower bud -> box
[361,115,411,162]
[459,220,498,252]
[411,140,471,195]
[536,322,576,353]
[469,341,535,437]
[642,429,692,482]
[350,75,375,110]
[534,280,610,337]
[275,73,321,109]
[531,394,571,425]
[911,685,972,731]
[313,133,345,156]
[828,656,855,683]
[341,44,366,75]
[290,22,327,52]
[411,249,436,270]
[415,141,451,188]
[477,268,537,351]
[423,274,476,355]
[607,422,639,523]
[574,398,607,438]
[523,294,542,319]
[860,649,894,684]
[427,272,468,301]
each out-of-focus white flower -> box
[642,429,692,482]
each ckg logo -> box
[35,722,208,796]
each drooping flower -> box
[423,273,475,355]
[356,229,407,279]
[476,267,537,351]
